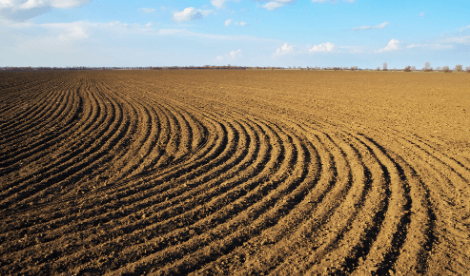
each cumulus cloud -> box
[145,22,152,28]
[376,39,399,53]
[352,22,389,31]
[254,0,296,11]
[141,8,155,13]
[273,43,293,56]
[0,0,89,21]
[217,49,242,60]
[229,49,242,58]
[309,42,335,53]
[225,19,232,26]
[235,21,246,26]
[172,7,214,22]
[419,12,425,17]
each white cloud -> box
[234,21,247,26]
[229,49,242,58]
[141,8,155,13]
[406,43,420,48]
[459,25,470,32]
[217,49,242,61]
[212,0,227,8]
[145,22,152,28]
[439,36,470,45]
[109,21,120,27]
[225,19,232,26]
[16,21,90,53]
[172,7,214,22]
[352,22,389,31]
[312,0,356,2]
[0,0,88,10]
[273,43,293,56]
[309,42,335,53]
[0,0,89,21]
[376,39,399,53]
[255,0,296,10]
[419,12,425,17]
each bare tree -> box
[442,66,451,73]
[455,65,463,72]
[404,66,411,72]
[466,66,470,73]
[424,61,431,71]
[411,66,416,71]
[376,67,381,71]
[435,66,441,71]
[350,66,358,71]
[383,62,388,71]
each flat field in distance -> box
[1,70,469,275]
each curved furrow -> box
[368,128,470,274]
[0,78,70,136]
[189,121,324,276]
[2,71,469,276]
[300,130,400,275]
[0,80,82,170]
[105,119,313,275]
[0,112,258,274]
[0,76,56,116]
[387,129,470,209]
[258,121,374,275]
[0,109,243,264]
[0,77,130,209]
[0,78,56,120]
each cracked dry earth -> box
[1,70,470,275]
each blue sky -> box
[1,0,469,68]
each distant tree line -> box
[1,64,469,72]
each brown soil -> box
[1,70,470,275]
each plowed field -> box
[1,70,470,275]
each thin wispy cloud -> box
[225,19,232,26]
[419,12,425,17]
[459,25,470,32]
[141,8,156,14]
[352,22,389,31]
[439,36,470,45]
[406,43,420,48]
[376,39,399,53]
